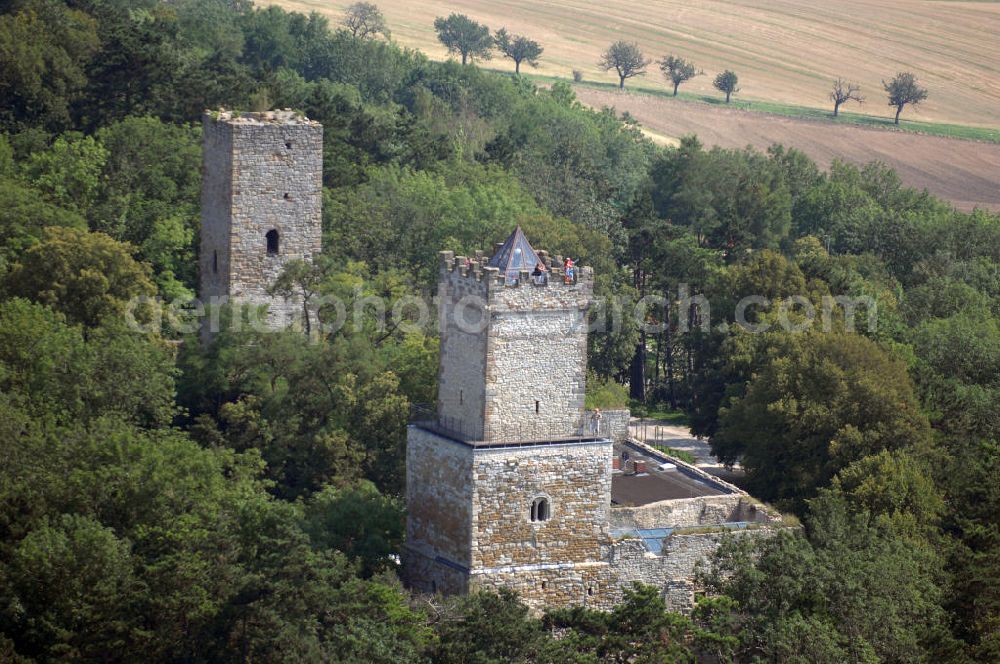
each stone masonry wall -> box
[606,532,747,612]
[610,495,751,530]
[200,110,322,330]
[436,264,490,439]
[434,251,594,442]
[405,427,475,568]
[470,440,612,569]
[470,529,767,613]
[585,409,630,442]
[200,119,232,303]
[485,268,593,441]
[485,309,589,440]
[402,547,469,596]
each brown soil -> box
[577,87,1000,211]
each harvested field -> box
[273,0,1000,127]
[575,86,1000,211]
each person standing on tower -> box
[532,261,547,285]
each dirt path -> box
[577,87,1000,212]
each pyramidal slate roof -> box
[487,226,540,280]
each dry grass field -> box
[273,0,1000,128]
[575,86,1000,211]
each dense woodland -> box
[0,0,998,661]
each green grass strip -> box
[494,70,1000,144]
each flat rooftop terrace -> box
[611,441,732,506]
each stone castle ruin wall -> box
[200,110,322,330]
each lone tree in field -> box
[494,29,543,74]
[713,70,739,103]
[434,14,493,65]
[830,78,863,117]
[599,41,651,90]
[658,55,699,96]
[883,72,928,125]
[342,2,389,39]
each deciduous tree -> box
[713,331,931,507]
[433,13,492,65]
[830,77,863,117]
[4,227,155,328]
[342,2,389,40]
[493,28,543,74]
[598,40,650,90]
[883,72,928,125]
[658,54,698,96]
[713,69,739,103]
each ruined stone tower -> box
[404,228,615,604]
[200,110,322,329]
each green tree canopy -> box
[713,331,931,507]
[658,54,699,96]
[342,2,389,39]
[494,28,543,74]
[434,13,493,66]
[598,40,650,89]
[713,70,739,103]
[4,227,155,328]
[883,72,928,125]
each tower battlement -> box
[438,249,594,294]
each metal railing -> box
[409,403,612,447]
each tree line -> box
[424,6,932,124]
[0,0,995,661]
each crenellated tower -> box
[404,228,613,604]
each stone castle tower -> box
[200,110,323,329]
[404,228,615,604]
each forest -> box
[0,0,998,661]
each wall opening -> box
[535,400,540,414]
[285,140,293,149]
[530,497,550,522]
[541,581,547,590]
[266,229,279,255]
[283,192,291,201]
[459,390,463,405]
[212,250,218,274]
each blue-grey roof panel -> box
[487,226,540,279]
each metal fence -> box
[409,403,612,446]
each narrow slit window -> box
[459,390,463,405]
[535,400,540,414]
[266,229,279,255]
[212,250,218,274]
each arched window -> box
[266,229,279,255]
[530,497,550,523]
